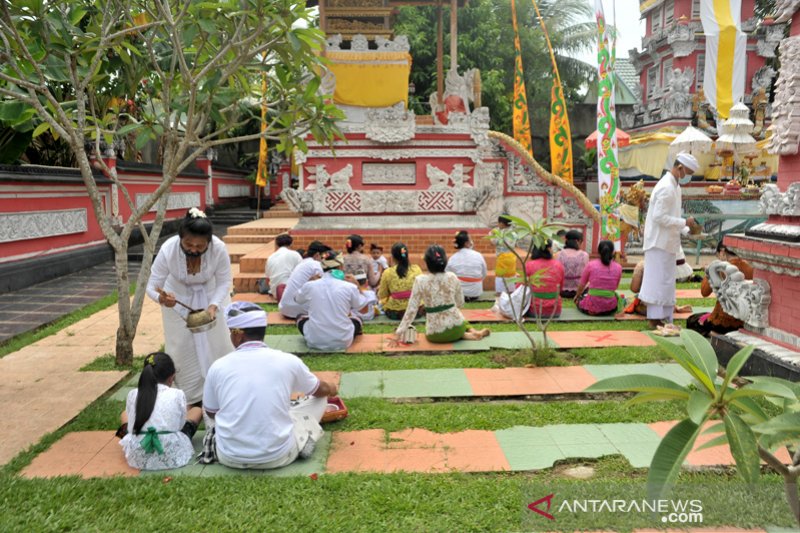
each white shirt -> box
[352,288,378,322]
[295,273,371,351]
[643,171,688,253]
[445,247,488,298]
[120,384,194,470]
[203,341,320,464]
[265,246,302,297]
[371,256,389,277]
[279,257,323,318]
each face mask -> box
[329,269,345,280]
[181,245,207,258]
[678,173,692,185]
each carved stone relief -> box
[219,185,250,198]
[375,35,410,52]
[136,192,201,212]
[0,208,88,243]
[662,67,695,118]
[362,163,416,185]
[767,36,800,155]
[667,24,697,58]
[751,66,777,93]
[364,103,416,144]
[307,164,354,191]
[775,0,800,23]
[759,183,800,216]
[707,260,771,329]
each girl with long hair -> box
[377,242,424,320]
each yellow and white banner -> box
[700,0,746,119]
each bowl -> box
[186,310,216,333]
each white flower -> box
[189,207,207,219]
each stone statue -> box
[316,164,354,191]
[707,260,771,328]
[775,0,800,22]
[751,87,768,139]
[767,37,800,155]
[760,183,782,214]
[662,67,694,118]
[326,34,343,50]
[693,88,717,135]
[351,34,369,51]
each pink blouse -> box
[557,248,590,293]
[577,259,623,314]
[524,258,565,316]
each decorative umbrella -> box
[716,102,759,182]
[668,125,713,155]
[584,128,631,149]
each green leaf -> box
[680,329,720,386]
[646,418,703,501]
[584,374,690,398]
[723,411,760,483]
[729,396,769,423]
[728,381,797,402]
[116,123,141,136]
[719,344,755,395]
[701,421,725,435]
[627,392,688,406]
[754,412,800,435]
[695,432,728,452]
[32,121,50,138]
[648,333,716,395]
[687,390,712,425]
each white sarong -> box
[639,247,677,322]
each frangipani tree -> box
[586,329,800,526]
[0,0,342,363]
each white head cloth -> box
[675,152,699,173]
[225,301,267,329]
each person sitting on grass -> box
[278,240,331,319]
[556,229,589,298]
[525,240,565,319]
[264,233,302,302]
[395,244,490,343]
[295,252,372,352]
[118,352,202,471]
[343,234,380,288]
[369,243,389,289]
[492,214,518,297]
[574,240,624,316]
[445,230,488,301]
[202,302,338,470]
[351,270,379,322]
[378,242,424,320]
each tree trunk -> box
[113,243,136,366]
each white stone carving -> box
[362,163,416,185]
[707,260,771,329]
[751,66,777,93]
[775,0,800,23]
[320,68,336,100]
[426,164,472,189]
[351,34,369,51]
[668,24,697,58]
[310,164,353,191]
[756,183,800,217]
[767,36,800,155]
[219,184,250,198]
[364,102,416,144]
[326,34,343,50]
[304,147,481,163]
[137,192,200,212]
[662,67,694,118]
[375,35,410,52]
[0,208,88,243]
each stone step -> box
[262,208,295,219]
[238,241,277,274]
[226,218,298,235]
[226,243,271,264]
[223,234,278,245]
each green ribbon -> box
[140,427,172,455]
[330,269,345,280]
[587,289,625,313]
[425,303,455,314]
[532,291,558,300]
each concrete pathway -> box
[0,297,164,466]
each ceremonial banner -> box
[529,0,573,183]
[511,0,533,156]
[595,0,621,250]
[255,74,268,188]
[700,0,746,118]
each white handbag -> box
[398,325,418,344]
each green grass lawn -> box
[8,289,796,532]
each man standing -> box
[640,152,698,329]
[264,233,302,302]
[203,302,338,469]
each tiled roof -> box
[615,58,641,100]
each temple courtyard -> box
[0,215,796,532]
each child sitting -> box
[351,270,379,322]
[369,243,389,289]
[119,352,202,470]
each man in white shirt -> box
[203,302,338,469]
[295,252,371,352]
[264,233,302,301]
[640,152,698,329]
[278,241,331,319]
[445,231,488,300]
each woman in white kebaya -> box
[445,231,487,301]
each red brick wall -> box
[754,269,800,337]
